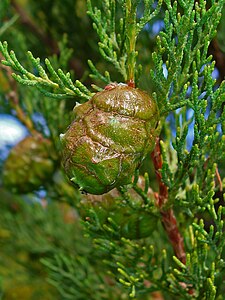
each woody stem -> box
[151,138,186,264]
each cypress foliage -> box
[0,0,225,299]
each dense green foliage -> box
[1,0,225,299]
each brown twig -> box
[215,166,223,192]
[151,138,186,264]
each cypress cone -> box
[79,176,158,239]
[3,135,57,193]
[61,83,159,195]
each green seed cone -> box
[3,135,57,193]
[61,83,159,194]
[80,176,158,239]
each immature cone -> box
[61,83,159,195]
[80,176,158,239]
[3,135,56,193]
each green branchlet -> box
[87,0,162,83]
[41,254,118,300]
[151,0,225,114]
[169,202,224,299]
[0,41,93,101]
[159,52,225,210]
[88,59,111,85]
